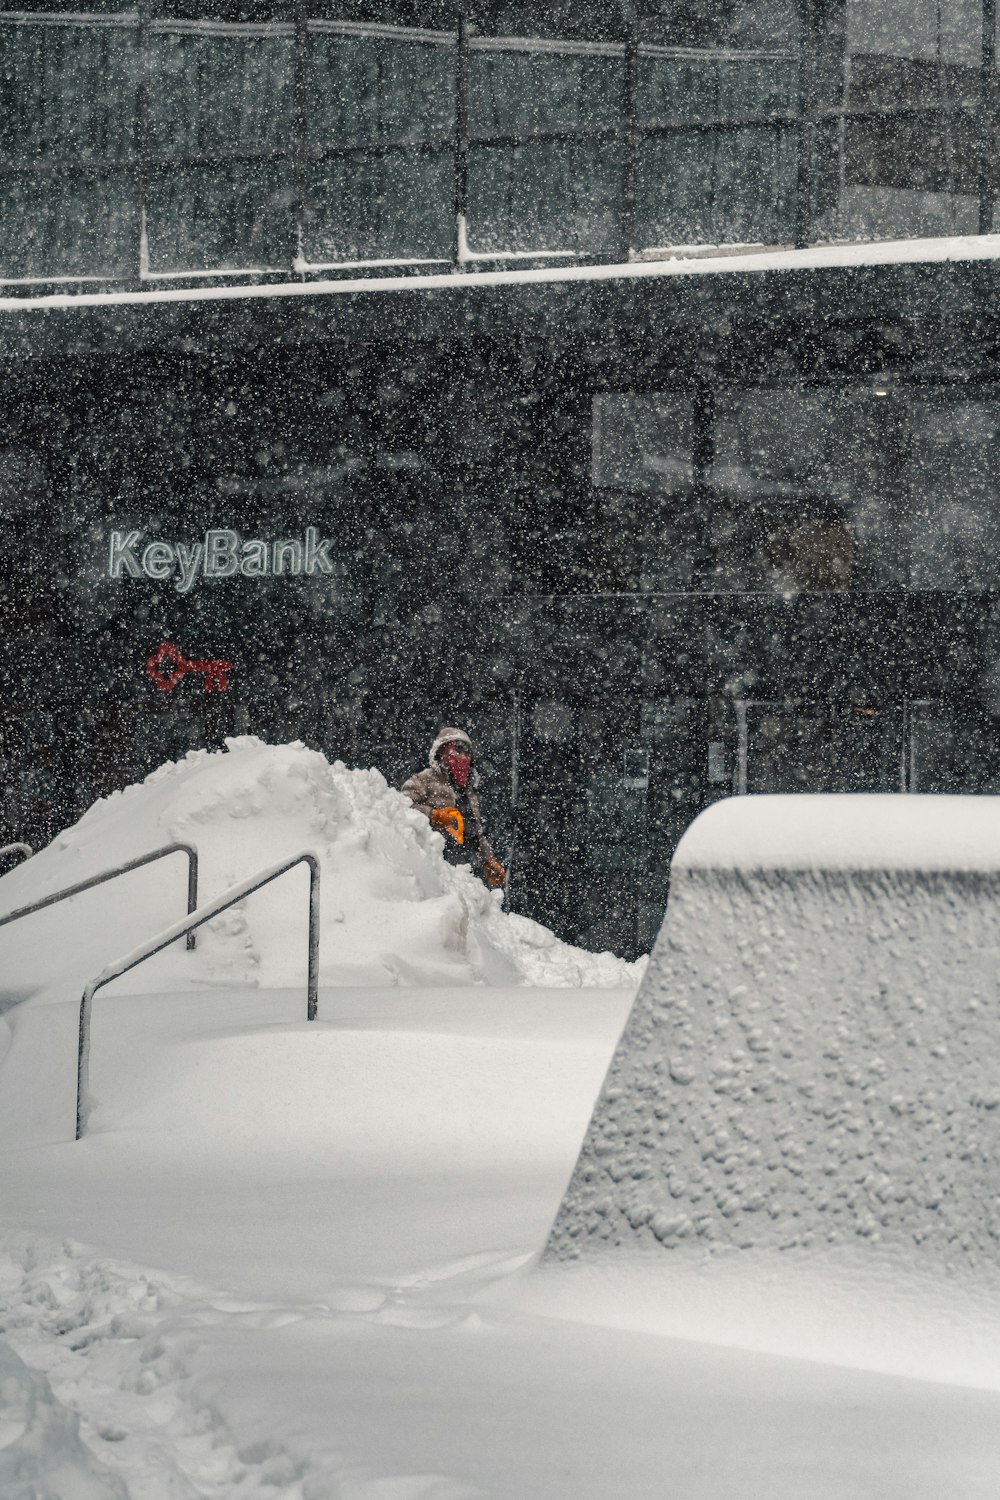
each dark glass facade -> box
[3,3,1000,959]
[0,0,996,285]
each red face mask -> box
[439,743,472,790]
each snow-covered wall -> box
[545,795,1000,1277]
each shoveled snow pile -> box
[0,737,642,1002]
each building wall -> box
[4,270,1000,957]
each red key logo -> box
[147,641,233,694]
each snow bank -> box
[543,794,1000,1379]
[0,737,641,1000]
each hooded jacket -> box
[401,727,497,870]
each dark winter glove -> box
[430,806,465,844]
[482,857,506,890]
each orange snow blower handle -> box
[430,806,465,845]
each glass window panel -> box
[813,0,984,243]
[145,162,290,272]
[834,108,980,239]
[906,398,1000,590]
[467,138,622,255]
[832,185,979,240]
[847,53,980,110]
[306,27,454,146]
[592,394,694,496]
[470,44,622,132]
[635,9,799,251]
[466,43,622,256]
[0,168,137,277]
[845,111,979,193]
[709,388,906,592]
[638,53,798,123]
[0,11,138,160]
[304,148,453,262]
[637,125,797,247]
[148,21,294,155]
[746,704,903,793]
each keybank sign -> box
[108,527,334,595]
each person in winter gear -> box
[402,726,506,890]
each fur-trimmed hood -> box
[428,726,479,787]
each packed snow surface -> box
[2,773,1000,1497]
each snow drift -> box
[0,737,641,1003]
[542,795,1000,1382]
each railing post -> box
[185,844,198,951]
[76,980,97,1142]
[620,20,640,262]
[452,11,471,270]
[980,0,997,235]
[76,850,321,1138]
[307,855,320,1020]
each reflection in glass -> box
[746,703,904,792]
[0,167,138,278]
[592,394,694,495]
[467,42,622,256]
[816,0,982,242]
[907,399,1000,590]
[710,387,905,592]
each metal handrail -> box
[75,850,320,1139]
[0,843,199,953]
[0,842,32,868]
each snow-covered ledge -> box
[3,233,1000,315]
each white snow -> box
[0,1337,129,1500]
[2,763,1000,1497]
[3,232,1000,313]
